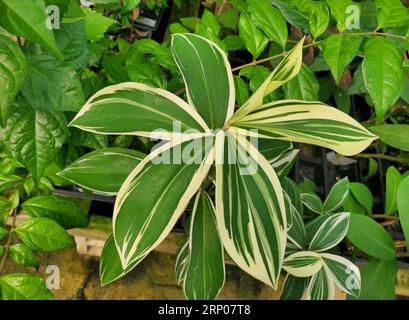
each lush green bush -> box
[0,0,408,300]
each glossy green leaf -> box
[2,104,68,178]
[128,63,167,89]
[68,128,108,150]
[290,0,329,38]
[362,38,404,121]
[280,274,308,300]
[271,0,309,31]
[323,34,361,86]
[15,217,76,251]
[375,0,409,29]
[365,158,378,179]
[370,125,409,151]
[59,148,145,195]
[349,182,373,212]
[22,55,85,112]
[385,166,403,215]
[325,0,360,32]
[234,76,249,106]
[0,0,63,58]
[238,12,268,59]
[22,195,89,229]
[301,192,323,214]
[248,0,287,49]
[0,273,53,300]
[283,251,323,277]
[0,35,27,127]
[397,176,409,252]
[9,243,39,270]
[183,192,225,300]
[283,64,320,101]
[306,267,334,300]
[347,214,395,260]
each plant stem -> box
[349,31,408,40]
[16,36,23,49]
[355,153,403,163]
[216,0,228,15]
[372,214,400,220]
[231,53,285,72]
[0,209,17,274]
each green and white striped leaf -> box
[283,251,323,277]
[215,130,287,289]
[114,135,214,269]
[229,38,304,121]
[280,274,308,300]
[306,212,351,252]
[171,33,235,129]
[99,235,144,286]
[69,83,209,139]
[230,100,377,156]
[321,253,361,297]
[301,192,323,214]
[58,148,145,196]
[306,267,335,300]
[175,236,189,286]
[287,203,307,249]
[323,177,350,213]
[183,192,225,300]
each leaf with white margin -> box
[171,33,235,129]
[321,253,361,297]
[69,83,209,140]
[114,134,214,269]
[283,251,323,277]
[306,267,335,300]
[215,129,287,289]
[323,177,350,213]
[183,192,225,300]
[230,100,377,156]
[280,274,309,300]
[306,212,351,252]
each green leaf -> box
[183,192,225,300]
[3,104,68,178]
[385,166,403,215]
[202,10,221,35]
[301,192,323,214]
[349,258,398,300]
[323,34,361,86]
[0,35,27,127]
[397,176,409,252]
[113,137,213,272]
[9,243,39,270]
[365,158,378,179]
[375,0,409,29]
[0,273,53,300]
[325,0,360,32]
[290,0,329,38]
[323,177,350,213]
[68,127,108,150]
[349,182,373,212]
[280,274,308,300]
[171,33,235,129]
[55,21,90,71]
[247,0,288,49]
[306,212,351,252]
[70,83,209,138]
[362,38,404,121]
[215,131,287,289]
[223,35,245,51]
[0,175,23,193]
[283,64,320,101]
[128,63,167,89]
[217,10,239,29]
[0,0,63,58]
[15,217,75,251]
[0,226,8,240]
[22,195,89,229]
[234,76,249,106]
[59,148,145,195]
[22,55,85,112]
[238,12,268,59]
[370,125,409,151]
[271,0,310,31]
[231,100,378,156]
[347,214,395,260]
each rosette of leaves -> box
[64,33,376,300]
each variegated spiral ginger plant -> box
[64,34,377,300]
